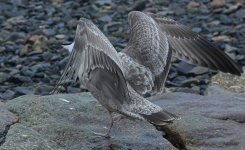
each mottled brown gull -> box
[53,11,243,138]
[63,11,243,96]
[52,17,179,138]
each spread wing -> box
[122,11,172,94]
[147,12,243,75]
[51,18,130,104]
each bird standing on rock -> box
[52,11,243,138]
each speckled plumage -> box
[53,16,178,137]
[63,11,243,96]
[54,11,243,137]
[120,11,242,95]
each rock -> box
[14,87,33,95]
[224,44,239,53]
[10,75,32,83]
[42,51,53,61]
[0,47,6,53]
[0,73,9,83]
[6,16,27,26]
[186,1,200,9]
[3,93,176,150]
[0,102,18,145]
[32,35,49,51]
[0,124,60,150]
[224,3,242,14]
[180,77,200,87]
[0,30,10,42]
[189,66,210,75]
[55,34,66,40]
[130,0,147,11]
[172,76,187,86]
[67,19,78,29]
[149,86,245,149]
[0,90,16,101]
[27,35,42,44]
[66,86,81,93]
[212,35,232,42]
[19,44,31,56]
[211,0,225,8]
[117,5,128,14]
[191,27,202,33]
[33,84,54,95]
[211,71,245,93]
[174,61,196,75]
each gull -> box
[62,11,243,96]
[53,11,243,138]
[52,16,180,138]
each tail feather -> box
[141,110,180,126]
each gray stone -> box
[2,93,176,150]
[0,102,18,145]
[0,124,62,150]
[0,90,16,100]
[0,73,9,84]
[189,66,210,75]
[211,70,245,93]
[149,86,245,149]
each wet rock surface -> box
[1,93,176,150]
[0,0,244,100]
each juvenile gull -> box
[52,17,179,138]
[119,11,243,95]
[63,11,243,95]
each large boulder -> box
[150,86,245,149]
[1,93,176,150]
[1,85,244,150]
[0,102,18,145]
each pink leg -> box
[92,112,114,138]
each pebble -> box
[192,27,202,33]
[186,1,200,9]
[211,0,225,8]
[1,90,16,100]
[0,72,9,83]
[55,34,66,40]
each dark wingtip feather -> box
[231,63,243,76]
[141,110,180,126]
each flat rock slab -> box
[0,102,18,145]
[1,86,244,150]
[1,93,176,150]
[150,86,245,150]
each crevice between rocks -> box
[213,117,245,124]
[206,115,245,124]
[156,125,187,150]
[0,120,19,146]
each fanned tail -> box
[141,110,180,126]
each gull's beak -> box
[62,42,75,53]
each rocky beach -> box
[0,0,244,149]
